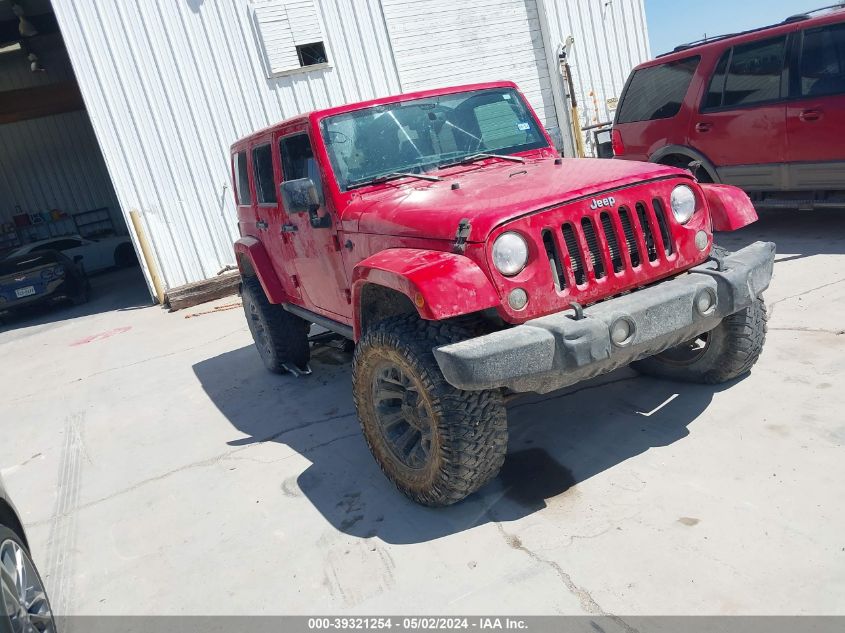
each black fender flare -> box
[649,145,720,183]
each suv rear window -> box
[704,36,787,109]
[616,56,700,124]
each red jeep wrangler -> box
[612,6,845,210]
[231,82,775,506]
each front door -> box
[275,129,350,319]
[785,20,845,188]
[689,34,789,190]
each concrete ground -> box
[1,209,843,616]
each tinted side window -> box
[704,50,731,109]
[252,144,277,204]
[801,23,845,97]
[280,134,323,202]
[234,151,252,205]
[722,36,787,107]
[44,239,83,251]
[616,56,700,124]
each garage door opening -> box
[0,0,148,328]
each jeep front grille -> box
[545,198,675,291]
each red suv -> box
[612,6,845,210]
[232,82,774,506]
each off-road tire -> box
[353,315,508,506]
[241,275,310,373]
[632,297,767,384]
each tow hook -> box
[452,218,472,254]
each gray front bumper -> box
[434,241,776,394]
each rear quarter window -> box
[616,56,700,124]
[234,151,252,205]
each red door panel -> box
[276,128,351,320]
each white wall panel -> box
[51,0,402,293]
[380,0,561,143]
[543,0,650,155]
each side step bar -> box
[283,303,354,339]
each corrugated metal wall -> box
[0,33,121,229]
[544,0,651,155]
[52,0,402,293]
[0,112,122,227]
[380,0,561,143]
[52,0,649,296]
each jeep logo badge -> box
[590,196,616,210]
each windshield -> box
[320,88,548,191]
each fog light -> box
[508,288,528,310]
[610,317,635,347]
[695,288,716,315]
[695,230,709,250]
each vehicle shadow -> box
[193,342,735,544]
[0,267,150,333]
[716,207,845,259]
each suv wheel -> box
[241,276,310,373]
[0,525,56,633]
[632,297,767,384]
[352,315,507,506]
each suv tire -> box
[353,315,508,506]
[241,276,310,373]
[632,296,767,384]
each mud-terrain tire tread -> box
[241,275,310,373]
[632,297,767,384]
[353,314,507,506]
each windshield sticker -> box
[502,94,512,99]
[517,122,530,131]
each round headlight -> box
[492,232,529,276]
[670,185,696,224]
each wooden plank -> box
[165,271,241,312]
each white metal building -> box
[3,0,650,300]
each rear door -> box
[275,128,350,319]
[690,35,789,190]
[249,138,301,301]
[785,20,845,188]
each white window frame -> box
[249,0,330,78]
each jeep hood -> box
[343,158,690,242]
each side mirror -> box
[73,255,84,264]
[280,178,330,228]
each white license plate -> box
[15,286,36,298]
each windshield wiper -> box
[347,171,443,190]
[439,153,526,169]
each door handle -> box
[799,109,822,122]
[695,122,713,133]
[281,223,298,233]
[255,220,268,230]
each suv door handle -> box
[695,122,713,133]
[255,220,268,230]
[281,223,298,233]
[799,109,822,122]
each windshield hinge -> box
[452,218,472,254]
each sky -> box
[644,0,830,57]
